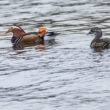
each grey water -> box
[0,0,110,110]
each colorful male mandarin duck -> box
[6,25,50,44]
[88,27,110,48]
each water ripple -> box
[0,0,110,110]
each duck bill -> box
[5,30,10,34]
[87,31,93,35]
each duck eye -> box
[91,29,94,32]
[94,27,98,31]
[94,29,96,32]
[92,28,97,32]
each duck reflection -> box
[12,39,56,51]
[93,47,109,52]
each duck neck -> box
[11,36,16,43]
[94,31,102,40]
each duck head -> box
[5,27,13,33]
[38,27,48,37]
[88,27,102,39]
[6,26,25,39]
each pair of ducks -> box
[6,26,110,49]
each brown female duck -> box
[88,27,110,48]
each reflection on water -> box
[0,0,110,110]
[12,41,44,50]
[12,39,56,50]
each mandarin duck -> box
[88,27,110,48]
[6,25,55,44]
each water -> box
[0,0,110,110]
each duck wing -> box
[24,32,40,36]
[102,38,110,44]
[91,39,109,48]
[46,32,56,36]
[14,32,41,44]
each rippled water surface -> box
[0,0,110,110]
